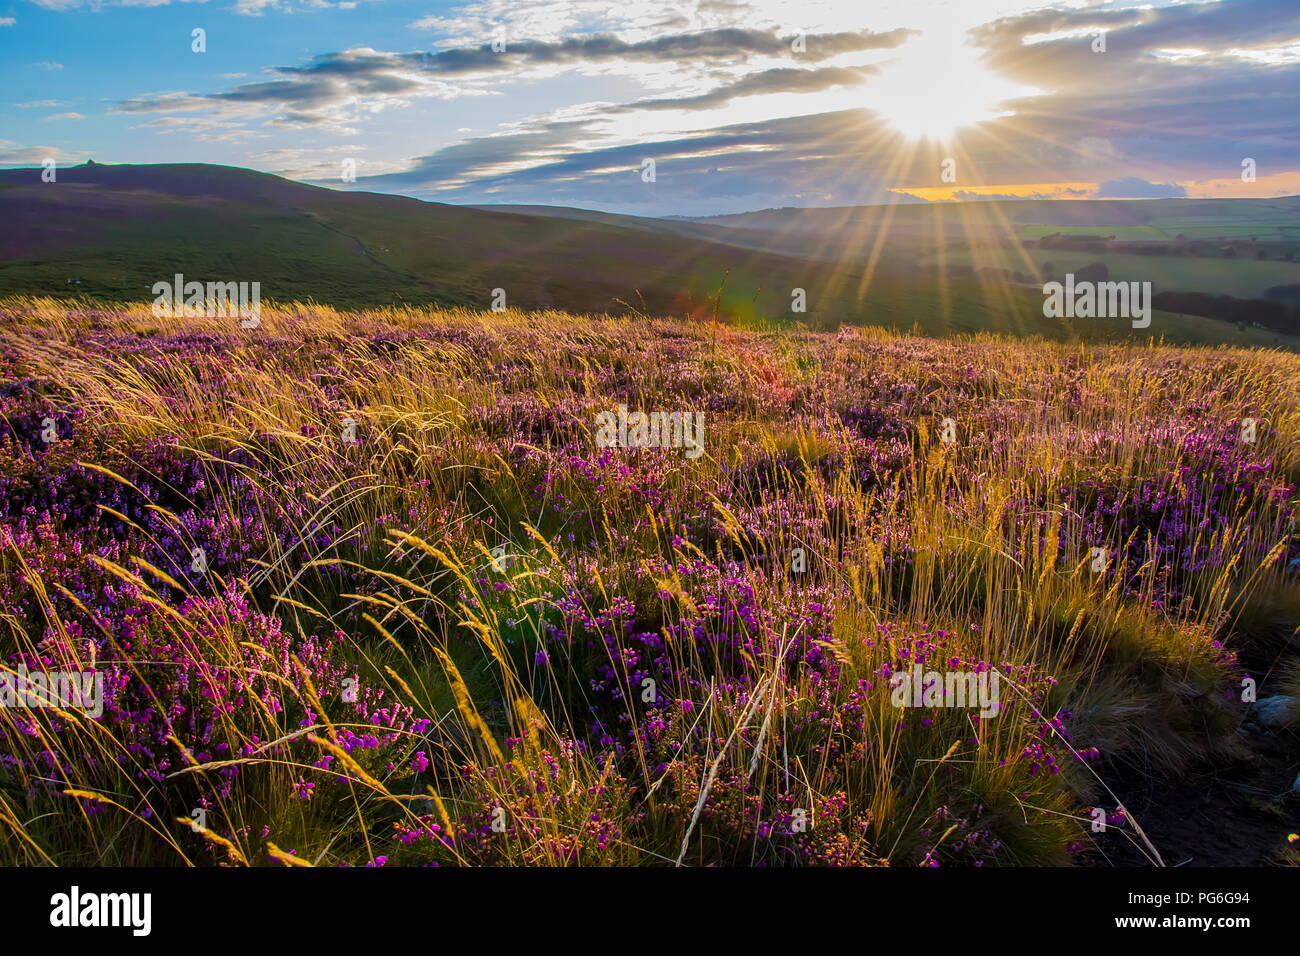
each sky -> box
[1,0,1299,216]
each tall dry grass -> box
[0,297,1296,866]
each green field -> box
[929,246,1300,299]
[1162,224,1300,239]
[1019,225,1167,240]
[1017,216,1300,242]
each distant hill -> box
[479,197,1300,304]
[684,196,1300,241]
[0,162,1296,348]
[672,196,1300,313]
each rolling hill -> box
[684,195,1300,242]
[477,196,1300,305]
[0,162,1296,348]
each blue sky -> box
[2,0,1299,215]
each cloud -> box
[43,112,86,121]
[959,0,1300,182]
[0,16,15,25]
[233,0,364,15]
[618,64,879,113]
[353,109,935,214]
[112,26,909,131]
[115,91,233,115]
[1093,177,1187,199]
[0,140,89,166]
[368,119,597,184]
[16,100,66,108]
[28,0,365,11]
[89,1,1300,215]
[286,27,912,80]
[343,79,1297,216]
[245,144,412,180]
[131,114,265,143]
[972,0,1300,68]
[35,62,63,70]
[946,189,1088,202]
[969,0,1300,108]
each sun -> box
[867,33,1029,142]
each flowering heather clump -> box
[0,298,1296,867]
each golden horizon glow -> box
[892,174,1300,202]
[892,182,1097,201]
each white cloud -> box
[0,140,89,165]
[31,0,207,8]
[233,0,370,15]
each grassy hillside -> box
[0,162,1295,347]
